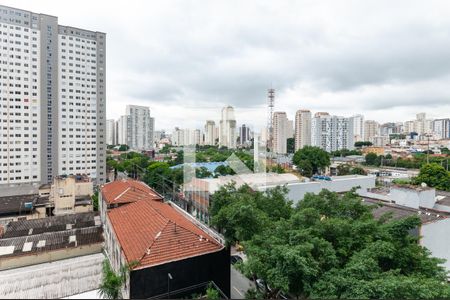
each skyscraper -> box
[116,115,129,145]
[311,113,353,152]
[239,124,251,145]
[106,119,116,145]
[0,5,106,187]
[219,106,237,149]
[433,119,450,139]
[349,114,365,142]
[204,120,216,145]
[294,110,312,151]
[364,120,380,142]
[126,105,154,150]
[273,112,288,154]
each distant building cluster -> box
[106,105,155,150]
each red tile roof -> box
[102,179,163,205]
[107,199,223,269]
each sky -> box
[4,0,450,131]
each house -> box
[102,180,230,299]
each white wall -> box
[421,218,450,275]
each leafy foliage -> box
[293,146,330,176]
[414,163,450,191]
[210,185,450,299]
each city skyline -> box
[2,0,450,130]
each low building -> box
[362,146,385,156]
[0,212,103,271]
[360,190,450,276]
[184,173,376,221]
[0,175,94,226]
[102,180,230,299]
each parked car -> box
[230,255,243,265]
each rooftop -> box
[101,179,163,205]
[2,212,100,238]
[362,197,447,224]
[0,194,38,216]
[0,212,103,259]
[107,199,223,269]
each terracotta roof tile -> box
[102,179,163,205]
[107,198,223,269]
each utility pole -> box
[426,134,430,164]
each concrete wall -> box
[421,218,450,274]
[391,188,435,209]
[0,243,103,270]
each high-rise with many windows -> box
[273,112,288,154]
[0,5,106,188]
[126,105,154,150]
[294,109,312,151]
[311,113,353,152]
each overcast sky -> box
[4,0,450,130]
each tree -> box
[287,138,295,154]
[99,259,125,299]
[365,152,378,165]
[293,146,330,176]
[143,162,172,193]
[196,166,212,178]
[91,191,99,211]
[414,163,450,191]
[118,144,129,151]
[351,166,367,175]
[214,165,236,177]
[337,164,351,175]
[355,141,373,148]
[214,187,450,299]
[205,282,220,300]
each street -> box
[230,265,254,299]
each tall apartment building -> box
[126,105,154,150]
[349,114,364,142]
[433,119,450,139]
[311,113,353,152]
[219,106,236,149]
[204,120,216,146]
[116,115,129,145]
[106,119,115,145]
[294,109,312,151]
[0,5,106,187]
[239,124,251,145]
[364,120,380,142]
[273,112,288,154]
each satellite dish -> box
[421,182,427,188]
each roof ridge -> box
[137,218,171,264]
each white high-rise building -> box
[294,110,312,151]
[116,115,129,145]
[350,114,365,142]
[204,120,216,146]
[219,106,237,149]
[364,120,380,142]
[0,5,106,187]
[286,120,294,139]
[126,105,154,150]
[106,119,116,145]
[312,113,353,152]
[273,112,288,154]
[433,119,450,139]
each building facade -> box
[239,124,251,145]
[294,109,312,151]
[349,114,364,142]
[312,113,353,152]
[0,5,106,187]
[219,106,236,149]
[273,112,288,154]
[364,120,380,142]
[106,119,115,145]
[126,105,154,150]
[433,118,450,139]
[204,120,216,146]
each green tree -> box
[414,163,450,191]
[337,164,351,175]
[287,138,295,154]
[293,146,330,176]
[205,282,220,300]
[213,187,450,299]
[143,162,172,193]
[196,166,212,178]
[214,165,236,177]
[355,141,373,148]
[99,259,125,299]
[118,144,129,151]
[91,191,99,211]
[365,152,378,165]
[351,166,367,175]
